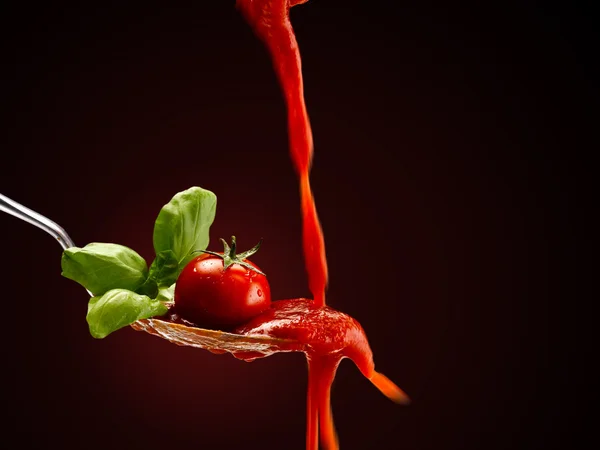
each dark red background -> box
[0,1,590,449]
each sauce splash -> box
[134,301,409,449]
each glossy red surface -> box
[174,254,271,329]
[235,299,374,375]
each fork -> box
[0,192,91,295]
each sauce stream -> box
[235,1,403,448]
[237,0,328,309]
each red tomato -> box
[174,237,271,329]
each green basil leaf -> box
[156,283,175,303]
[61,243,148,296]
[86,288,168,339]
[153,186,217,272]
[136,277,158,298]
[148,250,179,287]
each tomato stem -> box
[193,236,266,276]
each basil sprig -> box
[61,186,217,338]
[61,243,148,296]
[86,289,169,339]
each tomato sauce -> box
[234,300,408,450]
[138,299,409,449]
[135,2,409,448]
[236,0,328,309]
[236,1,410,447]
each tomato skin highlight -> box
[174,254,271,330]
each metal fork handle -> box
[0,193,76,250]
[0,192,94,296]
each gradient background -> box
[0,1,590,449]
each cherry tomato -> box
[174,236,271,329]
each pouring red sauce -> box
[234,299,409,449]
[134,1,409,448]
[236,0,328,309]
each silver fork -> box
[0,192,91,295]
